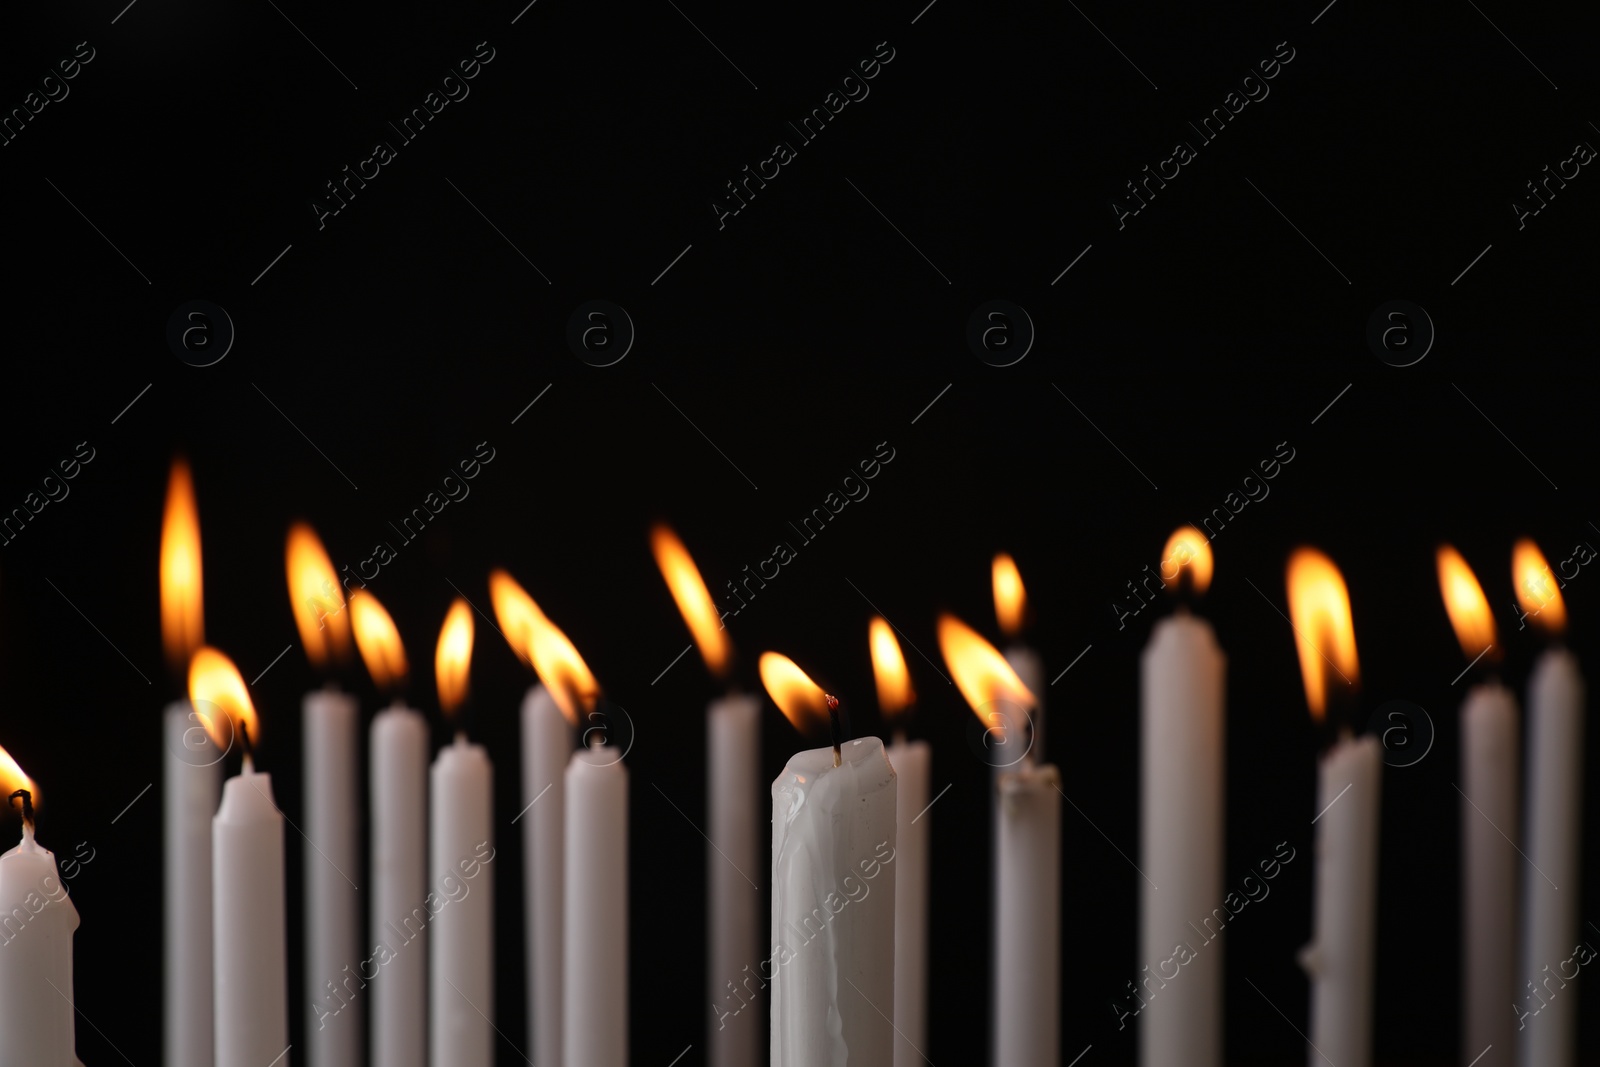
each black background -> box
[2,0,1600,1062]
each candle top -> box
[773,736,895,818]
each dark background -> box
[2,0,1600,1062]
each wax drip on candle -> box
[826,694,846,767]
[8,788,34,830]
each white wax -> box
[563,742,630,1067]
[304,687,360,1067]
[0,824,81,1067]
[993,762,1062,1067]
[1139,613,1225,1067]
[707,693,762,1067]
[429,737,494,1067]
[1461,682,1518,1067]
[164,700,219,1067]
[214,767,289,1067]
[1517,648,1584,1067]
[521,684,571,1067]
[1004,646,1046,760]
[886,737,930,1067]
[771,736,898,1067]
[1302,735,1381,1067]
[369,704,429,1067]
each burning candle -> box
[994,553,1046,756]
[192,647,289,1067]
[1286,548,1380,1067]
[1512,539,1585,1067]
[351,590,428,1067]
[939,614,1058,1067]
[763,652,898,1067]
[1438,545,1517,1067]
[159,457,220,1067]
[286,523,361,1067]
[1140,527,1224,1067]
[651,524,763,1067]
[429,599,493,1067]
[870,617,929,1067]
[565,722,628,1067]
[0,755,81,1067]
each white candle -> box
[214,761,289,1067]
[886,734,930,1067]
[1517,647,1584,1066]
[1139,609,1225,1067]
[770,736,898,1067]
[0,798,81,1067]
[164,701,220,1067]
[993,762,1062,1067]
[522,683,572,1067]
[1004,646,1045,758]
[564,739,630,1067]
[707,692,762,1067]
[369,703,429,1067]
[1461,681,1518,1067]
[429,736,494,1067]
[304,685,360,1067]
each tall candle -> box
[164,702,219,1067]
[0,784,81,1067]
[429,736,493,1067]
[369,703,429,1067]
[886,734,929,1067]
[707,692,762,1065]
[522,684,572,1067]
[304,685,360,1067]
[1462,682,1518,1067]
[564,738,630,1067]
[993,763,1062,1067]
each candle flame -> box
[286,523,352,669]
[992,553,1027,638]
[0,743,37,810]
[188,646,257,751]
[489,569,543,670]
[1436,545,1498,663]
[869,617,915,718]
[160,457,204,672]
[351,590,408,691]
[435,599,475,718]
[651,524,731,677]
[487,569,596,725]
[1285,548,1360,723]
[1513,538,1567,636]
[937,613,1035,737]
[1161,525,1214,596]
[760,652,830,735]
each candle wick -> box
[454,730,467,746]
[892,729,907,748]
[8,788,34,830]
[826,694,844,767]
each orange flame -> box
[993,553,1026,638]
[1285,548,1360,723]
[188,646,258,751]
[760,652,830,735]
[869,617,915,717]
[651,524,731,677]
[435,599,474,718]
[1437,545,1498,662]
[937,613,1035,736]
[351,590,408,691]
[286,523,352,670]
[1161,526,1214,595]
[0,743,38,810]
[160,458,204,672]
[1513,538,1567,636]
[487,569,596,725]
[489,569,543,670]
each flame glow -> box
[869,617,915,717]
[1285,548,1361,723]
[0,744,37,810]
[760,652,830,735]
[992,554,1026,638]
[188,646,258,751]
[489,569,543,670]
[286,523,352,670]
[160,458,204,671]
[937,613,1035,735]
[1513,538,1567,636]
[1161,526,1214,595]
[1436,545,1497,662]
[487,569,596,725]
[651,524,731,677]
[351,590,408,691]
[435,599,475,718]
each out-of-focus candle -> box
[564,737,630,1067]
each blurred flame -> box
[1436,545,1498,662]
[1513,538,1567,636]
[435,599,474,718]
[937,613,1035,736]
[487,569,596,725]
[1161,526,1214,595]
[286,523,352,669]
[992,554,1026,638]
[0,743,37,810]
[760,652,830,735]
[489,569,542,670]
[869,617,914,717]
[160,458,204,671]
[351,590,408,691]
[1285,548,1360,723]
[651,524,731,677]
[188,646,257,751]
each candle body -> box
[771,736,898,1067]
[0,828,81,1067]
[522,685,572,1067]
[164,700,220,1067]
[707,693,762,1067]
[1461,682,1518,1067]
[214,769,289,1067]
[370,705,429,1067]
[430,739,494,1067]
[563,744,630,1067]
[1004,646,1046,759]
[1303,735,1381,1067]
[1139,613,1225,1067]
[887,738,930,1067]
[1517,648,1584,1067]
[992,763,1062,1067]
[304,687,360,1067]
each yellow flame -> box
[937,613,1035,735]
[992,553,1026,638]
[435,599,475,717]
[1285,548,1360,723]
[651,524,731,677]
[351,590,408,691]
[487,569,596,725]
[489,569,543,670]
[869,617,914,717]
[286,523,352,670]
[1513,538,1567,636]
[1436,545,1497,662]
[1161,526,1214,595]
[0,743,37,810]
[160,457,204,671]
[760,652,830,735]
[188,646,258,750]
